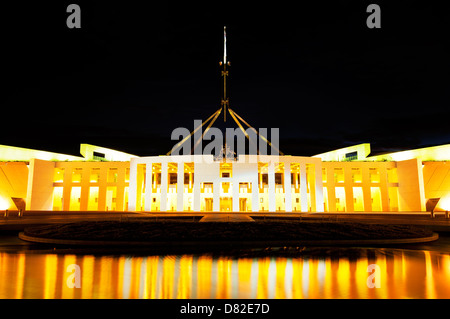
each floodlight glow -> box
[439,196,450,211]
[0,197,10,210]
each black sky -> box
[2,1,449,157]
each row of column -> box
[57,165,128,211]
[323,165,390,212]
[277,162,324,212]
[128,161,324,212]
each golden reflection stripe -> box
[250,258,259,298]
[122,257,132,298]
[275,258,286,299]
[317,259,326,297]
[440,254,450,297]
[116,256,125,298]
[301,259,310,298]
[2,250,450,299]
[0,253,25,299]
[0,253,7,298]
[323,258,332,299]
[256,257,269,299]
[216,258,231,299]
[355,257,369,299]
[145,256,158,299]
[15,254,25,299]
[238,258,252,298]
[162,256,175,299]
[98,257,109,298]
[284,259,293,299]
[44,254,58,299]
[392,251,404,298]
[375,253,388,299]
[289,258,299,299]
[130,257,143,299]
[61,255,77,299]
[138,257,147,298]
[309,259,319,299]
[337,258,350,299]
[178,255,193,299]
[197,256,212,299]
[81,255,94,299]
[424,251,437,299]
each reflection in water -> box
[1,249,450,299]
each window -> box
[125,168,130,182]
[334,168,344,183]
[353,187,364,211]
[70,186,81,210]
[155,173,161,185]
[93,152,106,161]
[275,173,283,185]
[88,187,99,211]
[90,168,100,183]
[222,172,230,178]
[335,187,346,211]
[72,168,82,183]
[54,168,65,183]
[107,168,118,183]
[351,168,362,183]
[261,174,268,185]
[169,173,177,184]
[369,168,380,183]
[371,187,382,211]
[345,151,358,161]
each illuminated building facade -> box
[1,142,450,213]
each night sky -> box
[2,1,449,157]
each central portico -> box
[128,154,324,213]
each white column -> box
[144,162,153,211]
[192,162,200,211]
[160,162,168,212]
[252,177,259,212]
[300,162,308,212]
[213,181,220,212]
[128,159,138,211]
[268,161,276,212]
[284,162,292,212]
[193,181,201,211]
[314,163,324,212]
[233,180,239,211]
[177,163,184,211]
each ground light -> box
[0,196,10,211]
[434,196,450,218]
[439,196,450,211]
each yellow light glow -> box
[0,196,10,210]
[438,196,450,211]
